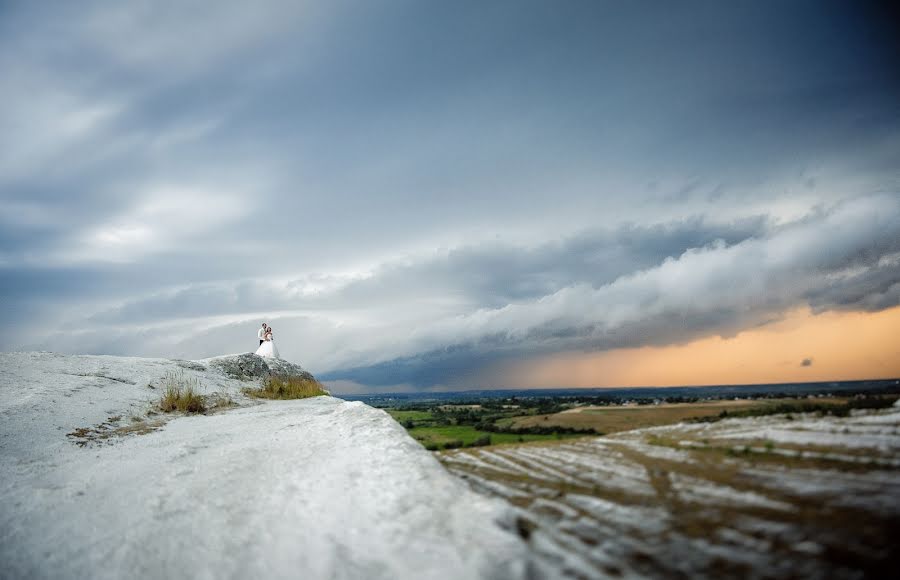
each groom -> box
[258,322,267,346]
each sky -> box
[1,1,898,393]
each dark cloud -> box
[33,214,767,331]
[322,196,900,385]
[806,260,900,313]
[801,358,814,367]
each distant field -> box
[386,408,591,449]
[406,425,585,448]
[510,397,848,433]
[387,396,879,451]
[387,410,434,422]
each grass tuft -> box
[159,371,206,413]
[243,375,329,400]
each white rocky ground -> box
[441,401,900,579]
[0,352,529,580]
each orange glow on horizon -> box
[488,306,900,388]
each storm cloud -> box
[1,1,898,389]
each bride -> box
[255,325,281,359]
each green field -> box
[386,408,591,450]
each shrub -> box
[243,375,329,400]
[442,439,465,450]
[159,371,206,413]
[847,396,897,411]
[487,424,598,436]
[470,435,492,447]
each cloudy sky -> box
[1,1,899,393]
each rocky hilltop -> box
[205,352,320,383]
[0,352,529,580]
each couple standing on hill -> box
[255,322,280,359]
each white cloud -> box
[0,68,127,183]
[76,0,316,75]
[56,185,251,264]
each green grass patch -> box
[243,375,329,400]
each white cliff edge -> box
[0,352,529,580]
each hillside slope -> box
[442,399,900,578]
[0,352,528,580]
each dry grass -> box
[207,392,236,410]
[243,375,329,400]
[67,417,165,447]
[112,419,166,437]
[159,371,206,413]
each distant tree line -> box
[693,395,898,423]
[473,421,598,436]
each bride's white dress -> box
[255,337,281,359]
